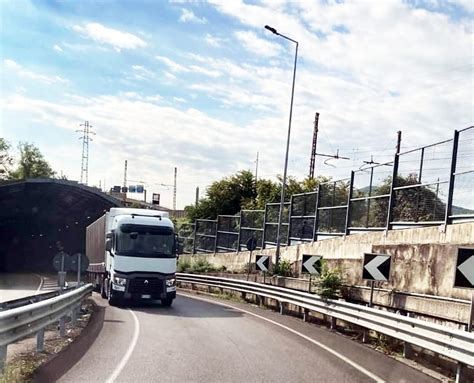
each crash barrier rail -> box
[0,284,93,372]
[0,287,76,312]
[176,127,474,254]
[176,274,473,378]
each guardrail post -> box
[403,313,413,359]
[455,363,465,383]
[279,301,284,315]
[37,329,45,352]
[59,316,66,337]
[0,345,7,373]
[71,307,77,325]
[303,308,309,322]
[330,316,337,330]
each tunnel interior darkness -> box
[0,179,120,272]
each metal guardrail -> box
[0,284,93,372]
[0,286,76,311]
[176,274,474,369]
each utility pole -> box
[309,112,319,179]
[195,187,199,206]
[76,121,95,185]
[123,160,128,188]
[255,152,259,187]
[173,167,177,210]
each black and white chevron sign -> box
[362,253,391,281]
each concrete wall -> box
[190,222,474,300]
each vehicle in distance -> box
[87,208,178,306]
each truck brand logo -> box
[144,280,149,284]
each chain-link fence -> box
[184,127,473,254]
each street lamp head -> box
[264,25,278,35]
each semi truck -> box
[86,208,178,306]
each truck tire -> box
[161,297,173,307]
[100,279,107,299]
[108,281,122,307]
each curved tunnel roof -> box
[0,178,121,272]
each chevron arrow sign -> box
[362,253,391,281]
[455,248,474,289]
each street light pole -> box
[264,25,299,266]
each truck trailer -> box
[86,208,177,306]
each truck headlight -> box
[114,277,127,286]
[166,278,176,287]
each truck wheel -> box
[100,280,107,299]
[161,297,173,307]
[108,281,122,307]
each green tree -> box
[9,142,55,180]
[0,138,13,180]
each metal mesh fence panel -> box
[264,203,289,246]
[319,179,350,207]
[452,127,474,218]
[352,165,393,198]
[393,182,449,222]
[289,192,317,242]
[195,219,217,253]
[239,210,264,250]
[350,197,389,228]
[177,222,195,254]
[216,215,239,252]
[317,207,347,234]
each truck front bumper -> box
[112,273,176,301]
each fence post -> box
[262,203,269,249]
[213,219,219,254]
[386,131,402,232]
[237,213,242,252]
[344,171,355,235]
[287,196,294,246]
[192,220,198,254]
[313,186,321,241]
[444,130,460,227]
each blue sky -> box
[1,0,472,208]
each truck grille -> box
[129,278,163,294]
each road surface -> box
[58,293,437,383]
[0,273,44,303]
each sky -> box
[1,0,472,209]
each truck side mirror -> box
[105,238,113,252]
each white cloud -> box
[3,59,68,85]
[53,44,63,52]
[155,55,189,73]
[173,97,186,103]
[72,23,147,52]
[205,33,225,47]
[234,30,282,57]
[179,8,207,24]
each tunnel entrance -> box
[0,179,121,272]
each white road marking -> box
[105,308,140,383]
[181,293,385,383]
[34,274,44,294]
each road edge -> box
[33,299,105,383]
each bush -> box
[177,257,192,272]
[190,257,216,273]
[312,261,344,300]
[272,259,294,277]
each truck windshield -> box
[116,224,175,258]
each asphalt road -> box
[57,293,437,383]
